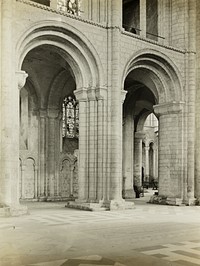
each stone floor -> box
[1,189,200,266]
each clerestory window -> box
[62,95,79,138]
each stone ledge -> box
[123,189,135,199]
[0,205,29,217]
[65,201,108,211]
[66,199,135,211]
[149,194,184,206]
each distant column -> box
[134,132,145,187]
[74,88,88,201]
[144,144,150,182]
[38,110,47,199]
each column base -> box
[0,204,28,217]
[184,198,196,206]
[123,189,135,199]
[109,199,135,210]
[166,197,183,206]
[66,199,135,211]
[66,200,108,211]
[46,196,76,202]
[149,194,184,206]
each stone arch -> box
[122,49,183,103]
[23,157,37,199]
[59,154,77,198]
[136,111,152,132]
[123,49,185,203]
[16,21,105,89]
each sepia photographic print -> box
[0,0,200,265]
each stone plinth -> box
[123,189,135,199]
[149,194,184,206]
[66,199,135,211]
[0,204,28,217]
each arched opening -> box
[16,24,105,208]
[122,52,185,205]
[19,44,79,201]
[122,73,158,200]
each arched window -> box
[62,96,79,138]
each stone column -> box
[140,0,146,37]
[134,132,145,187]
[87,88,97,201]
[144,144,150,182]
[74,88,88,201]
[109,0,126,210]
[123,113,135,198]
[195,1,200,199]
[21,165,26,199]
[34,166,38,199]
[152,146,156,179]
[38,109,47,199]
[95,87,107,201]
[0,0,28,215]
[186,0,196,205]
[154,102,185,205]
[47,109,59,198]
[55,112,62,197]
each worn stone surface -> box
[0,0,199,212]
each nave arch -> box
[122,50,187,204]
[16,22,107,202]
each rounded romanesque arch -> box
[16,21,105,89]
[122,49,186,204]
[15,21,108,204]
[122,49,184,103]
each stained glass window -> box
[62,95,79,138]
[57,0,80,16]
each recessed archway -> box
[122,51,185,204]
[17,23,105,203]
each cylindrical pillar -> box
[87,88,97,201]
[154,102,184,204]
[39,110,47,198]
[95,87,107,201]
[145,144,150,182]
[109,0,124,203]
[186,0,196,204]
[47,109,59,198]
[123,113,134,198]
[134,132,145,187]
[74,88,88,201]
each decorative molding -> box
[153,101,185,116]
[16,70,28,89]
[74,88,88,102]
[16,0,107,29]
[16,1,196,55]
[95,87,107,100]
[121,90,127,103]
[121,30,195,55]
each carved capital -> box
[74,88,88,102]
[153,101,185,116]
[39,109,47,118]
[135,131,145,140]
[48,109,60,119]
[16,70,28,90]
[87,87,96,101]
[121,90,127,103]
[95,87,107,100]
